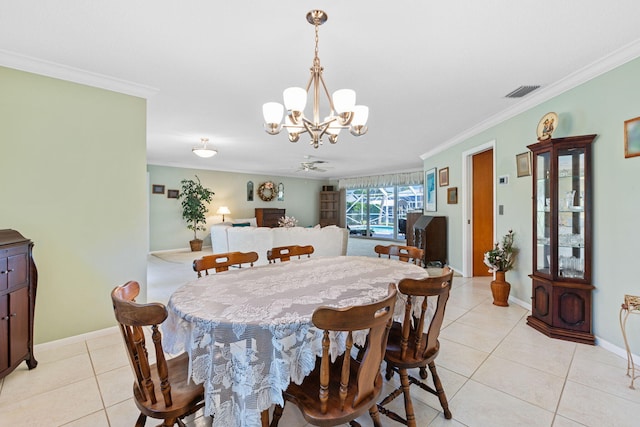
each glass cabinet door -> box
[557,147,586,280]
[535,151,551,275]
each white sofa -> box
[210,222,348,265]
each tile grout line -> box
[85,339,112,427]
[550,343,581,426]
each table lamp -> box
[216,206,231,222]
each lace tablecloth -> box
[163,256,429,426]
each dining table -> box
[162,255,431,427]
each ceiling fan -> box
[297,160,329,172]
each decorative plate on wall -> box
[537,112,558,141]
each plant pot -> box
[490,270,511,307]
[189,239,203,252]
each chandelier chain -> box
[314,22,320,62]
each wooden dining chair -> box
[270,284,397,427]
[111,281,205,427]
[267,244,314,263]
[377,267,454,426]
[374,244,424,266]
[192,251,259,277]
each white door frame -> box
[461,140,496,277]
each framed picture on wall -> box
[516,152,532,177]
[624,116,640,158]
[447,187,458,204]
[152,184,165,194]
[167,189,179,199]
[425,168,437,212]
[439,167,449,186]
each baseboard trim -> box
[149,245,212,255]
[35,326,119,351]
[508,295,639,361]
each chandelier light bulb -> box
[332,89,356,114]
[262,102,284,125]
[283,87,307,112]
[351,105,369,127]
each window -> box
[346,184,423,240]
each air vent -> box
[504,85,540,98]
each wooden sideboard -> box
[1,229,38,379]
[255,208,285,228]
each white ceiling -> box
[2,1,640,180]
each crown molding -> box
[420,38,640,161]
[0,49,158,99]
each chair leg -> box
[428,361,452,419]
[385,363,394,380]
[399,368,417,427]
[270,404,284,427]
[419,366,428,379]
[369,403,383,427]
[135,413,147,427]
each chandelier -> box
[192,138,217,158]
[262,10,368,149]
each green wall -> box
[148,165,334,252]
[424,56,640,351]
[0,66,148,344]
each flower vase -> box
[490,270,510,307]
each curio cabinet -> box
[526,134,596,344]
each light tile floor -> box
[1,238,638,426]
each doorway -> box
[461,141,496,277]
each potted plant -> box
[483,229,516,306]
[179,175,214,251]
